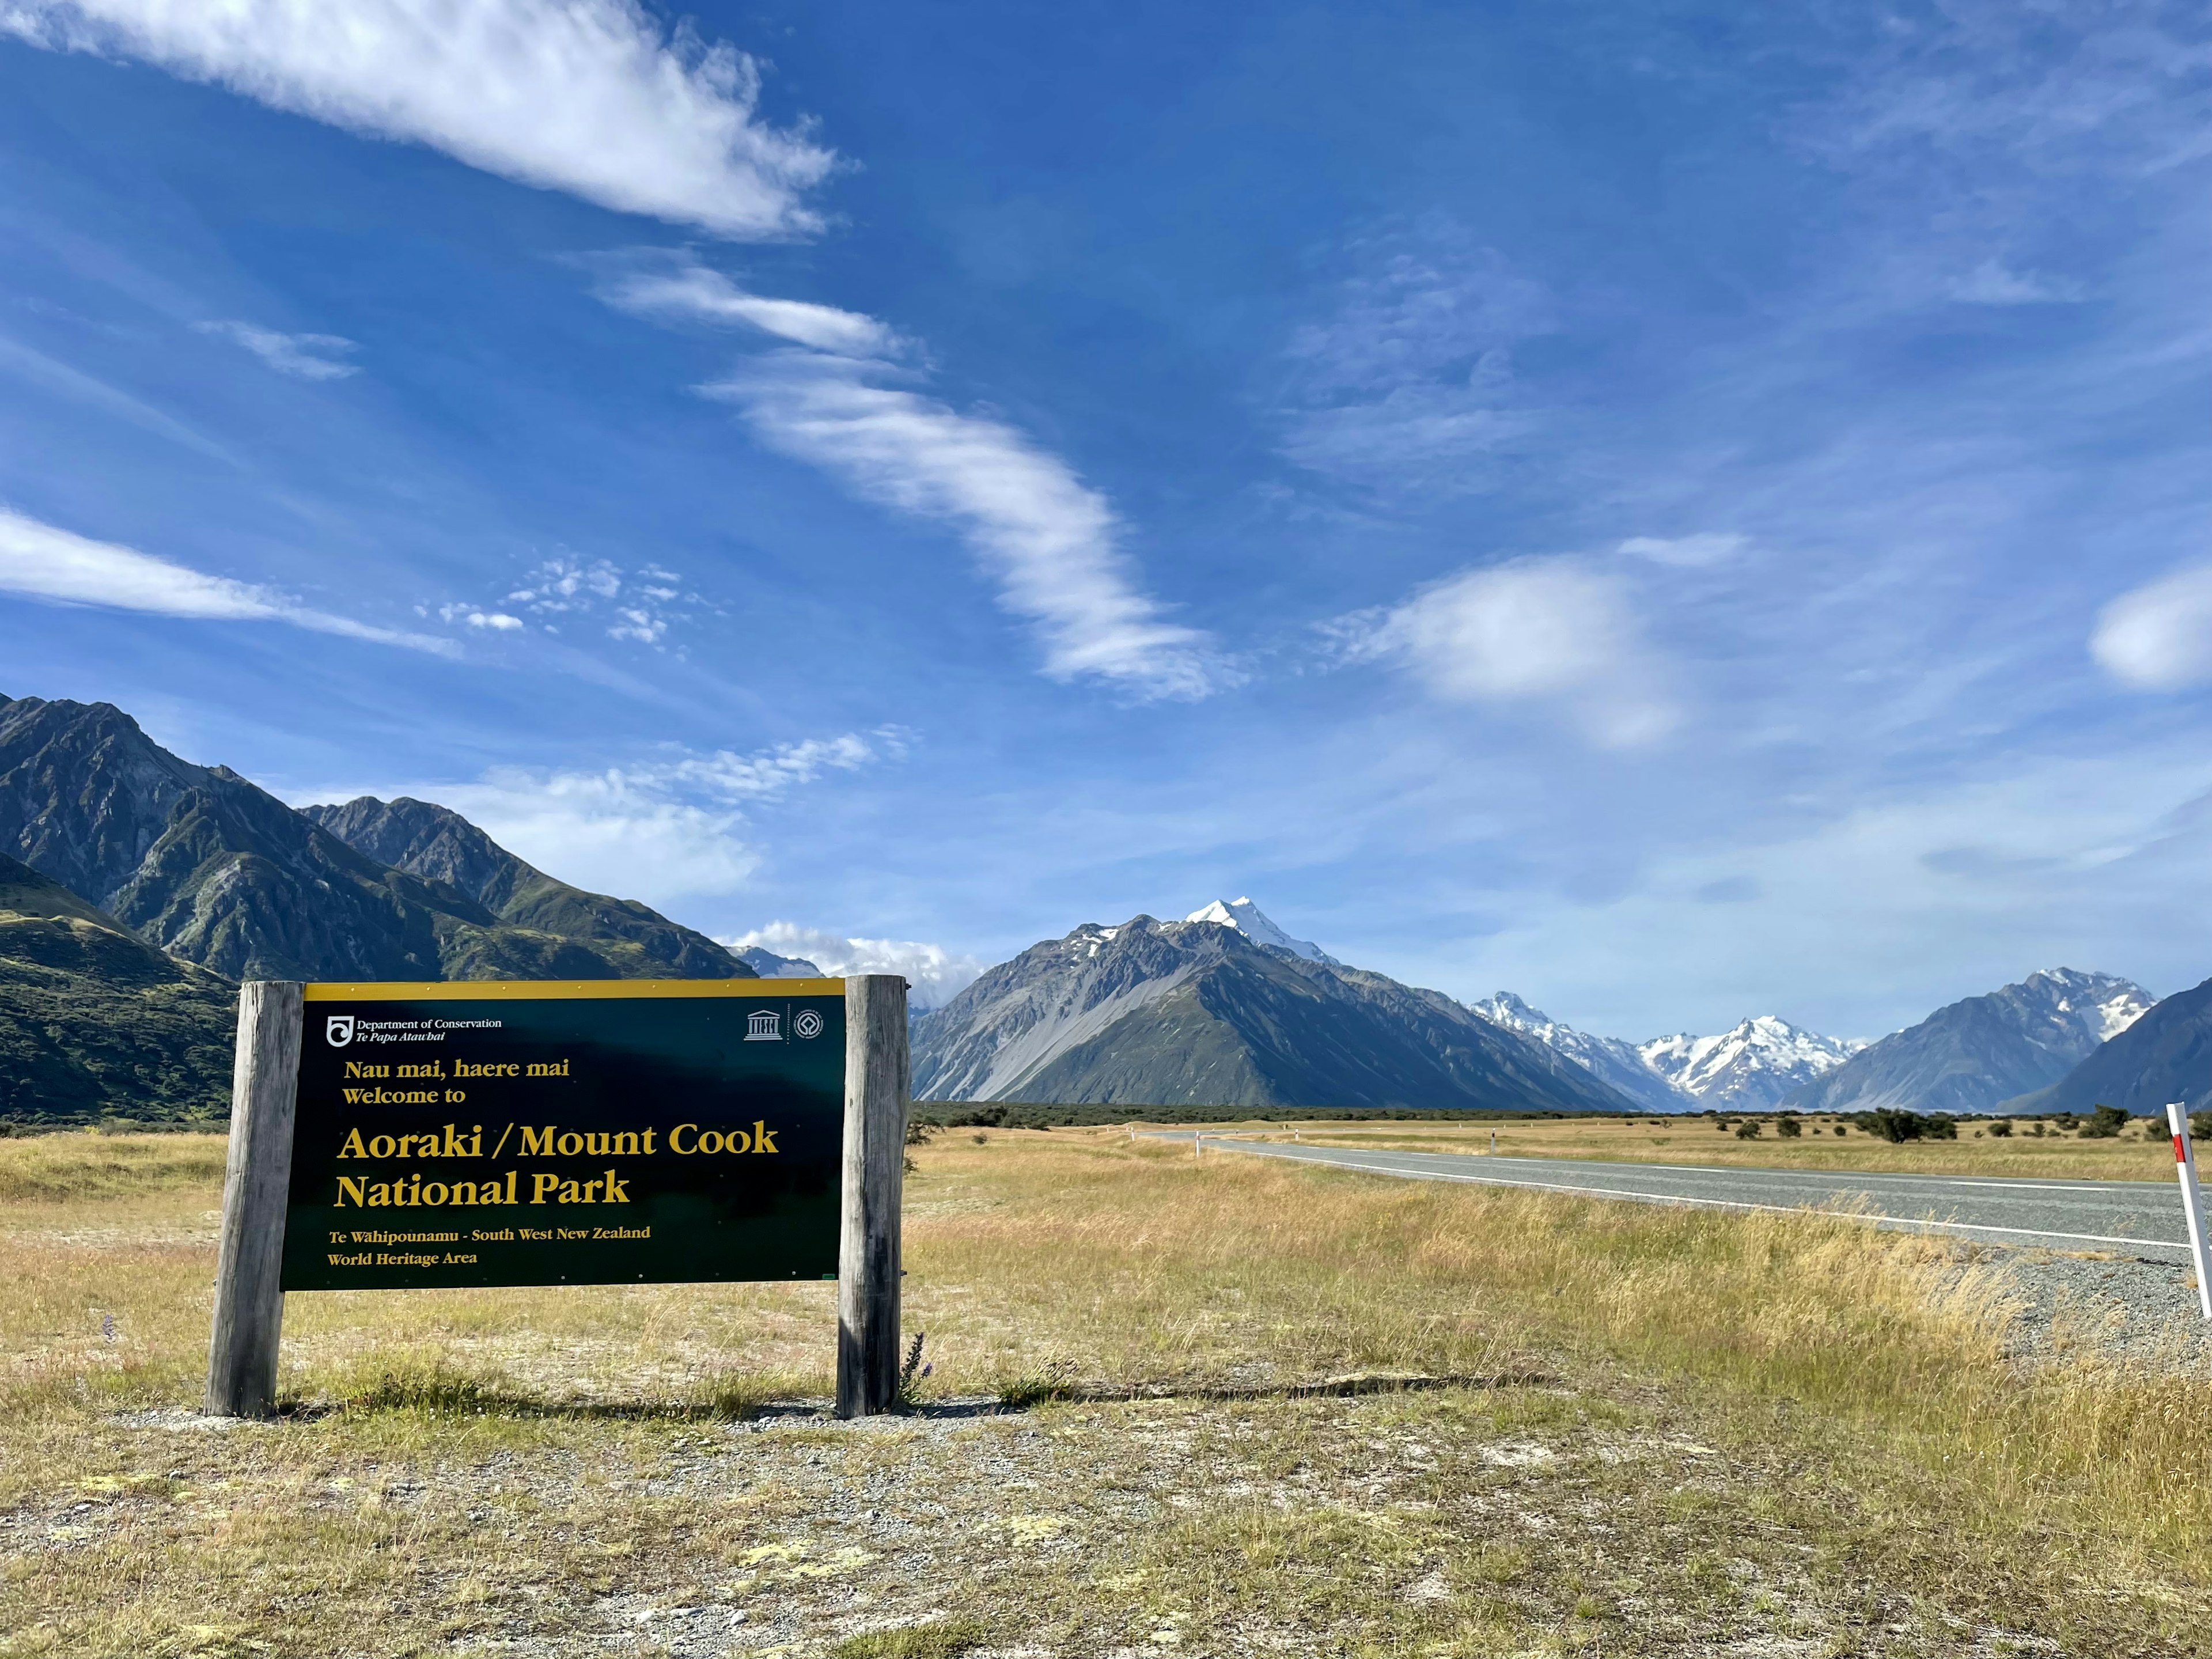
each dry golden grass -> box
[2,1127,2209,1657]
[1217,1112,2181,1179]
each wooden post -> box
[205,980,303,1418]
[837,974,909,1417]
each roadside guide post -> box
[205,974,910,1419]
[2165,1102,2212,1320]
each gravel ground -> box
[1948,1246,2212,1367]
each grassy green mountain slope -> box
[0,695,749,983]
[0,853,234,1125]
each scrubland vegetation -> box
[1240,1109,2184,1180]
[2,1128,2208,1656]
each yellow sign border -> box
[303,978,847,1002]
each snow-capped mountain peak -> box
[1470,996,1865,1113]
[1468,992,1692,1114]
[1637,1016,1865,1109]
[2023,967,2154,1042]
[1184,897,1340,965]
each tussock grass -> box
[3,1126,2210,1655]
[1230,1115,2181,1179]
[908,1133,2212,1586]
[832,1617,989,1658]
[0,1131,227,1203]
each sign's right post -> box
[838,973,911,1416]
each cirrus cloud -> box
[600,259,1223,699]
[1,0,834,238]
[0,505,454,653]
[195,319,359,380]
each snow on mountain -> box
[1785,967,2156,1116]
[2051,968,2157,1041]
[1470,996,1863,1113]
[1184,897,1341,965]
[1638,1017,1866,1112]
[912,915,1641,1113]
[1468,993,1691,1113]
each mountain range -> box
[0,693,760,1122]
[912,912,1635,1114]
[0,695,756,986]
[0,688,2198,1128]
[1780,968,2153,1117]
[1468,994,1869,1112]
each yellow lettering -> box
[336,1176,366,1207]
[531,1172,561,1204]
[337,1127,366,1160]
[520,1126,555,1157]
[669,1123,698,1154]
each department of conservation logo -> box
[793,1009,824,1040]
[325,1015,356,1048]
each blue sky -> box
[3,0,2211,1037]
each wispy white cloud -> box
[2092,565,2212,691]
[0,505,454,653]
[195,319,359,380]
[1945,260,2088,307]
[1618,533,1747,569]
[1,0,834,238]
[597,261,901,356]
[1341,556,1677,748]
[378,730,902,906]
[0,330,238,464]
[603,258,1221,698]
[722,921,987,1009]
[705,354,1219,696]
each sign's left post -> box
[204,980,304,1418]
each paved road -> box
[1158,1134,2198,1259]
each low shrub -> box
[1853,1108,1957,1143]
[2081,1104,2129,1139]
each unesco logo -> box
[325,1015,355,1048]
[793,1009,824,1040]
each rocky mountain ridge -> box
[1638,1017,1865,1112]
[302,795,747,980]
[0,694,755,986]
[1467,993,1690,1113]
[2001,973,2207,1118]
[913,912,1639,1113]
[1779,968,2153,1117]
[1469,996,1862,1112]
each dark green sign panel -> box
[281,980,846,1291]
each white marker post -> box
[2165,1102,2212,1320]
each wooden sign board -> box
[205,975,911,1422]
[284,980,846,1291]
